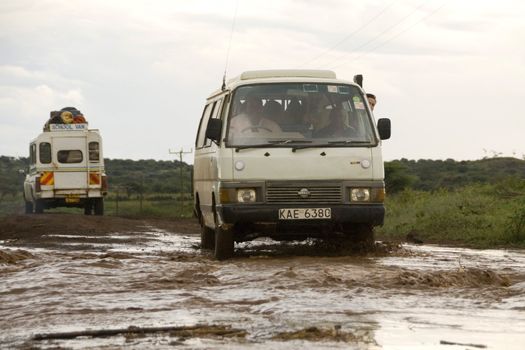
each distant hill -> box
[104,158,192,195]
[1,155,524,197]
[0,156,191,198]
[386,157,525,193]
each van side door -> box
[194,96,225,223]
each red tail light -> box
[89,172,101,185]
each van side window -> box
[57,150,83,164]
[196,102,215,149]
[30,144,36,165]
[39,142,51,164]
[204,98,223,147]
[89,142,100,162]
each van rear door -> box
[52,135,88,190]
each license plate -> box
[279,208,331,220]
[65,196,80,204]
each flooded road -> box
[1,222,524,349]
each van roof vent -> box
[240,69,336,80]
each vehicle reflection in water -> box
[1,228,524,349]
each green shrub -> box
[503,199,525,243]
[377,181,525,248]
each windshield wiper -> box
[235,140,312,152]
[269,139,312,145]
[292,140,371,152]
[327,140,371,145]
[235,143,274,152]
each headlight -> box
[237,188,256,203]
[350,188,370,202]
[349,187,385,202]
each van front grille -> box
[266,184,342,204]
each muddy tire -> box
[93,198,104,216]
[214,227,234,260]
[25,201,33,214]
[344,223,375,247]
[201,226,215,249]
[84,199,93,215]
[200,216,215,250]
[34,199,44,214]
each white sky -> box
[1,0,524,162]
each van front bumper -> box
[217,203,385,226]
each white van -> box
[23,123,107,215]
[193,70,391,259]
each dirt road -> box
[1,214,524,349]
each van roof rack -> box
[239,69,337,80]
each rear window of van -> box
[57,150,83,163]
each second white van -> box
[23,123,107,215]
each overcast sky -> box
[1,0,524,162]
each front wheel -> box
[343,223,375,247]
[214,226,234,260]
[200,216,215,250]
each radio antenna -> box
[222,0,239,90]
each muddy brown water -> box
[1,224,525,349]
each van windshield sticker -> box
[337,86,350,94]
[303,84,318,92]
[327,85,338,93]
[352,96,365,110]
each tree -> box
[384,161,418,193]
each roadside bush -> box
[377,181,524,248]
[503,199,525,243]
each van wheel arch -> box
[194,193,201,219]
[199,193,215,249]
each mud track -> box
[1,214,524,349]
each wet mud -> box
[1,214,524,349]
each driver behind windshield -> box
[228,94,282,141]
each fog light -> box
[219,188,235,203]
[371,188,385,202]
[237,189,256,203]
[350,188,370,202]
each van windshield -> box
[226,83,376,147]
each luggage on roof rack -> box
[43,107,88,131]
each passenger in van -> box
[366,93,377,111]
[281,98,311,134]
[312,107,358,138]
[286,99,305,123]
[229,94,281,139]
[263,100,284,124]
[306,94,332,131]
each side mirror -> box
[205,118,222,142]
[377,118,391,140]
